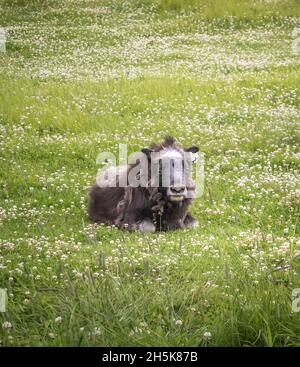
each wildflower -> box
[175,320,183,326]
[88,327,101,338]
[55,316,62,323]
[203,331,212,340]
[94,327,101,336]
[266,234,273,243]
[2,321,12,330]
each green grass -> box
[138,0,300,17]
[0,0,300,346]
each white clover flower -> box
[94,327,101,336]
[203,331,212,340]
[266,234,273,243]
[55,316,62,323]
[2,321,12,330]
[88,327,101,338]
[175,320,183,326]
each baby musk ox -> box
[88,136,199,232]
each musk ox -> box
[88,136,199,232]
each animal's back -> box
[88,184,125,224]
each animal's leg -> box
[161,219,185,231]
[138,218,156,233]
[118,212,139,231]
[118,212,155,232]
[160,202,189,231]
[184,213,199,228]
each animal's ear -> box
[141,148,153,159]
[185,146,199,153]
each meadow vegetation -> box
[0,0,299,346]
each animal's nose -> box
[170,187,185,194]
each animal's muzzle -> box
[167,186,187,201]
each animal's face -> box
[142,138,199,202]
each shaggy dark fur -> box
[89,137,199,232]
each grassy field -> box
[0,0,300,346]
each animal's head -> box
[141,136,199,202]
